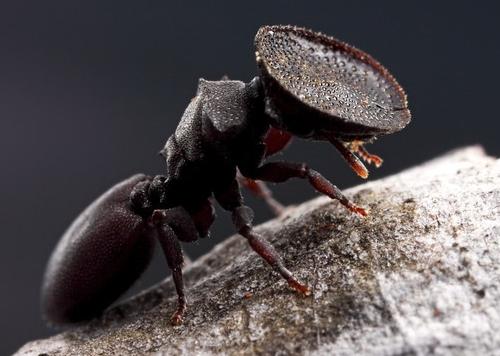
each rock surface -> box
[16,146,500,356]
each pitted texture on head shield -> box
[255,25,411,137]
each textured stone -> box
[16,146,500,355]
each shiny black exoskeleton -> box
[42,25,411,325]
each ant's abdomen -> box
[41,175,156,324]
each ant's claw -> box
[355,207,369,217]
[347,204,369,217]
[288,279,312,296]
[171,312,184,326]
[170,303,187,326]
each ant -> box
[42,25,410,326]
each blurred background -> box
[1,1,499,354]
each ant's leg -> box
[151,208,199,325]
[234,206,311,295]
[154,219,186,325]
[214,180,311,295]
[329,137,369,179]
[349,140,384,167]
[236,127,292,215]
[237,170,285,216]
[249,162,368,217]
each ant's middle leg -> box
[214,180,311,295]
[237,170,285,216]
[243,162,368,217]
[236,128,292,216]
[150,207,200,325]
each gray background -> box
[1,1,499,354]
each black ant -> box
[42,25,410,326]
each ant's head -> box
[254,25,411,143]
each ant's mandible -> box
[42,25,411,326]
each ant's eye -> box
[255,25,410,140]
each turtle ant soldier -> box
[42,25,410,325]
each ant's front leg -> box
[242,162,368,217]
[215,180,311,296]
[150,208,200,325]
[329,138,383,179]
[349,140,384,167]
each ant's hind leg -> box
[246,162,368,217]
[151,208,200,325]
[155,220,186,325]
[215,180,311,296]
